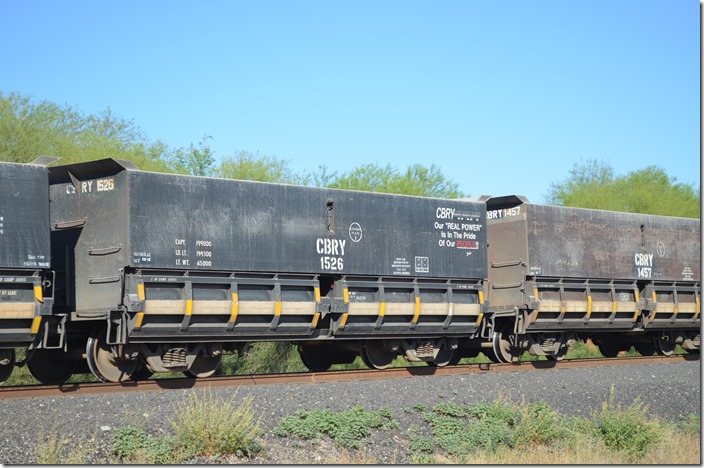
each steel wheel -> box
[635,342,656,356]
[86,329,138,383]
[653,331,676,356]
[0,350,15,385]
[546,347,568,361]
[184,355,222,378]
[360,340,395,370]
[27,349,76,385]
[491,323,516,363]
[448,351,462,366]
[427,348,455,367]
[130,359,154,381]
[298,346,334,372]
[596,339,620,358]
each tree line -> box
[0,92,698,218]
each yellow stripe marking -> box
[134,312,145,328]
[586,296,593,320]
[314,287,321,303]
[632,309,640,322]
[695,295,700,320]
[229,293,239,324]
[185,299,193,316]
[343,288,349,303]
[612,301,617,314]
[30,317,42,334]
[137,283,145,301]
[34,285,43,303]
[652,291,657,303]
[634,289,640,303]
[479,290,485,305]
[475,312,484,326]
[533,288,540,301]
[311,312,320,328]
[275,301,282,316]
[411,296,421,323]
[340,313,348,328]
[379,302,386,317]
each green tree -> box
[170,135,216,176]
[215,150,306,184]
[316,163,465,198]
[546,159,699,218]
[0,92,173,172]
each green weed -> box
[591,387,663,459]
[274,406,397,449]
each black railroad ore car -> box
[45,158,489,381]
[0,159,54,384]
[485,195,700,362]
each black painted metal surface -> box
[49,159,488,312]
[487,195,700,283]
[0,162,50,270]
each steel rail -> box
[0,354,698,401]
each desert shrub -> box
[514,400,571,447]
[592,387,663,459]
[274,406,397,449]
[171,387,262,458]
[112,426,177,464]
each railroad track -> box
[0,354,698,401]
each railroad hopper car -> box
[0,159,54,384]
[485,195,700,362]
[39,158,489,383]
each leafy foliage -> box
[591,386,663,459]
[274,406,397,449]
[0,92,174,172]
[171,388,262,458]
[169,135,216,176]
[546,159,699,218]
[112,426,177,464]
[216,150,306,184]
[317,163,465,198]
[110,389,262,463]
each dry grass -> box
[418,428,700,465]
[34,426,97,464]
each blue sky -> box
[1,0,699,202]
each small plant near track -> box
[591,386,663,460]
[274,406,397,449]
[171,387,263,458]
[110,387,263,463]
[405,391,698,464]
[112,426,177,464]
[34,425,95,464]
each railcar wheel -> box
[360,340,395,370]
[427,348,455,367]
[130,360,154,381]
[653,332,676,356]
[27,349,76,385]
[0,350,15,385]
[298,346,334,372]
[596,340,620,358]
[86,329,138,383]
[448,352,462,366]
[634,342,656,356]
[546,347,568,361]
[491,323,517,363]
[184,355,222,378]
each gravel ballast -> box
[0,360,699,464]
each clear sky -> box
[1,0,699,202]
